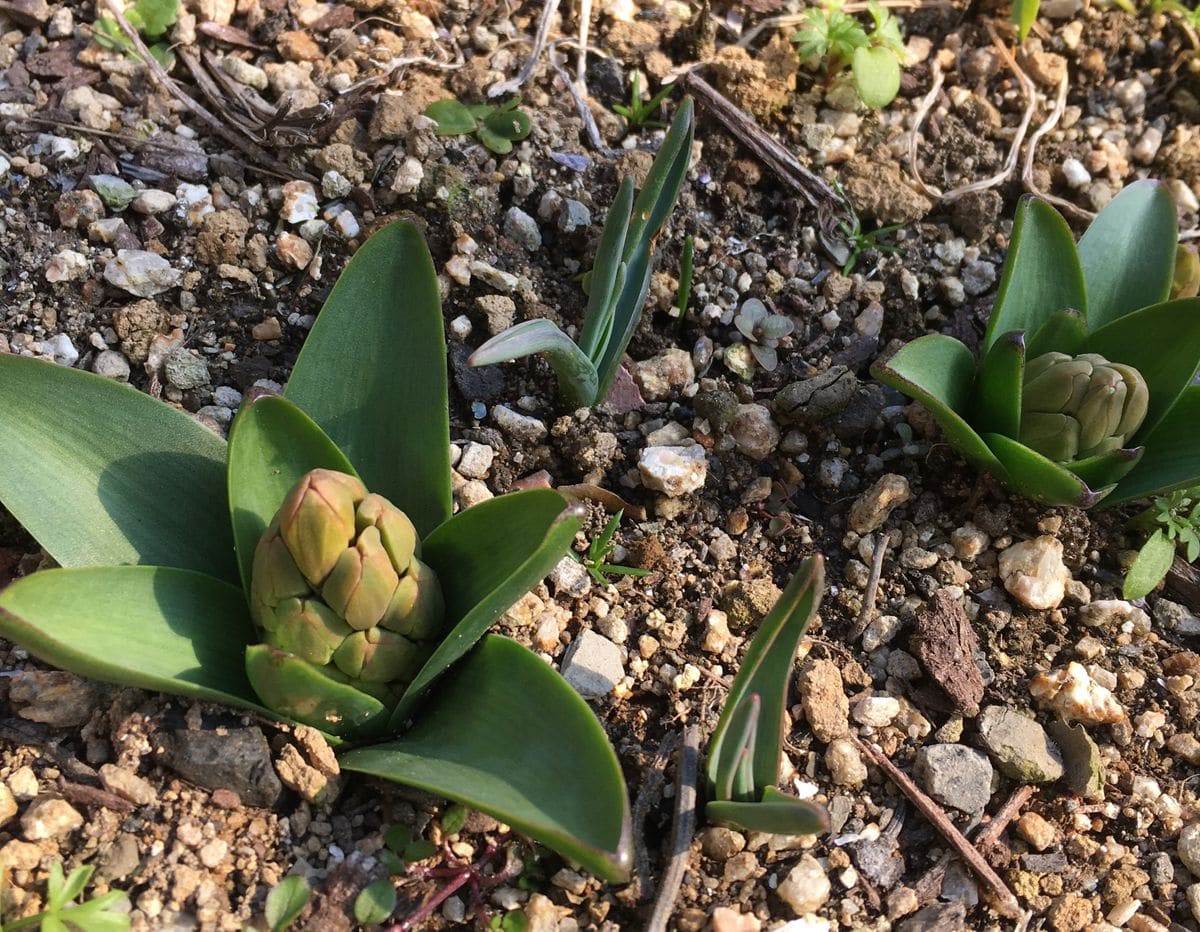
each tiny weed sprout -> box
[1123,487,1200,600]
[731,298,794,374]
[468,100,695,408]
[424,97,533,156]
[872,180,1200,509]
[571,510,651,585]
[792,0,905,109]
[2,864,130,932]
[833,182,903,274]
[93,0,179,68]
[0,222,631,881]
[612,72,675,129]
[264,875,310,932]
[706,556,830,835]
[1011,0,1039,40]
[675,234,695,333]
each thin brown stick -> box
[912,784,1036,903]
[632,732,677,902]
[853,737,1024,919]
[646,725,700,932]
[851,533,890,641]
[680,72,839,213]
[99,0,314,182]
[489,0,560,98]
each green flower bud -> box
[249,469,444,710]
[1019,352,1149,462]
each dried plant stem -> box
[646,725,700,932]
[853,737,1025,920]
[913,784,1036,903]
[907,59,945,200]
[576,0,592,88]
[489,0,560,97]
[632,732,677,902]
[99,0,312,182]
[851,533,890,641]
[548,40,615,154]
[1020,71,1093,220]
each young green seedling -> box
[792,0,906,108]
[93,0,179,68]
[571,510,651,585]
[1123,486,1200,599]
[0,222,631,882]
[468,100,695,408]
[612,72,675,129]
[706,555,830,835]
[424,97,533,156]
[2,864,130,932]
[872,180,1200,509]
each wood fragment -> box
[913,784,1035,904]
[853,737,1024,920]
[851,533,890,641]
[1166,557,1200,611]
[99,0,315,182]
[646,725,700,932]
[911,589,984,715]
[58,780,135,813]
[631,731,676,902]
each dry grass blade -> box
[489,0,560,98]
[646,725,700,932]
[853,736,1026,920]
[907,58,945,199]
[99,0,315,182]
[1020,71,1093,219]
[851,532,890,641]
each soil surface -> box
[2,0,1200,929]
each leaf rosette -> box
[872,180,1200,508]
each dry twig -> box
[100,0,313,181]
[646,725,700,932]
[548,39,615,155]
[906,59,945,200]
[853,737,1025,920]
[490,0,560,97]
[851,533,890,641]
[631,732,677,902]
[1020,71,1093,220]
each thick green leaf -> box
[1065,447,1143,490]
[594,100,695,398]
[244,645,388,739]
[226,395,358,593]
[354,879,397,925]
[982,433,1109,507]
[1078,180,1178,331]
[468,320,600,409]
[1123,529,1175,600]
[0,354,236,581]
[1025,308,1087,359]
[1085,298,1200,438]
[1106,385,1200,506]
[578,177,635,361]
[0,566,267,713]
[342,636,631,883]
[972,330,1025,436]
[1012,0,1038,39]
[265,876,311,932]
[390,490,584,726]
[870,335,1009,479]
[706,793,830,835]
[483,107,532,141]
[984,197,1087,352]
[851,45,900,108]
[285,220,452,538]
[424,99,477,135]
[476,125,514,155]
[707,556,823,798]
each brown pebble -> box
[210,788,241,808]
[252,317,283,341]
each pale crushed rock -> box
[638,445,707,497]
[998,536,1070,610]
[21,797,83,840]
[632,348,694,401]
[1029,662,1126,724]
[777,854,832,916]
[848,474,910,533]
[798,660,849,743]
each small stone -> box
[852,695,901,728]
[132,189,177,215]
[476,295,516,335]
[470,260,519,292]
[976,705,1064,782]
[774,366,857,425]
[56,189,104,228]
[1079,599,1148,630]
[951,525,989,560]
[1030,662,1125,724]
[276,232,314,269]
[157,726,283,808]
[1168,732,1200,765]
[9,670,104,727]
[1062,158,1091,189]
[549,557,591,598]
[1017,812,1057,851]
[639,445,707,497]
[777,854,831,916]
[558,199,591,233]
[1047,893,1094,932]
[21,797,84,840]
[701,827,746,861]
[93,349,131,380]
[704,610,732,654]
[99,764,156,806]
[280,180,319,223]
[1179,822,1200,876]
[492,405,548,444]
[633,349,694,401]
[799,660,850,743]
[1024,50,1068,87]
[826,737,867,785]
[999,536,1070,610]
[198,838,229,869]
[560,630,624,699]
[457,442,494,479]
[392,156,424,195]
[252,317,283,341]
[0,784,16,827]
[848,474,910,533]
[41,334,79,366]
[164,347,210,390]
[710,907,760,932]
[914,744,994,814]
[8,767,37,800]
[104,250,181,297]
[456,479,493,509]
[1047,720,1105,799]
[728,404,779,460]
[503,207,542,251]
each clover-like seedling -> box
[0,222,631,881]
[1123,486,1200,600]
[93,0,179,68]
[792,0,905,109]
[706,555,830,836]
[872,180,1200,509]
[732,298,794,373]
[468,100,695,408]
[424,97,533,156]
